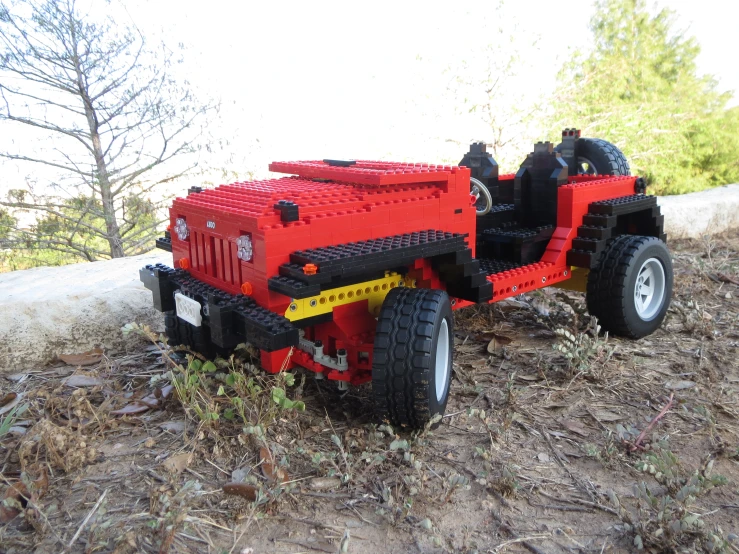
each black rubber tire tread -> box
[555,137,630,176]
[372,287,453,428]
[576,138,631,176]
[586,235,673,339]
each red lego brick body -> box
[141,135,669,429]
[169,162,476,312]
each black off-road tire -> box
[164,310,217,358]
[557,137,631,176]
[586,235,673,339]
[372,288,453,428]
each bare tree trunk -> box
[90,123,124,259]
[70,18,124,258]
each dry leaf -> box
[64,374,103,387]
[664,380,696,390]
[59,348,104,366]
[0,393,23,416]
[470,359,489,370]
[307,477,341,491]
[110,403,151,416]
[592,410,625,422]
[110,385,174,416]
[486,334,513,353]
[33,470,49,496]
[0,472,46,523]
[159,421,186,433]
[7,426,28,435]
[516,374,541,381]
[561,419,589,437]
[223,482,258,501]
[260,447,289,484]
[0,483,27,522]
[162,452,192,473]
[1,392,17,407]
[715,272,739,285]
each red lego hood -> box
[173,159,463,230]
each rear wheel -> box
[557,137,631,176]
[586,235,673,339]
[372,288,453,428]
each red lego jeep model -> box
[141,129,672,428]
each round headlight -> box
[236,234,253,262]
[174,217,189,241]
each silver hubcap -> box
[634,258,666,321]
[435,319,450,402]
[577,156,597,175]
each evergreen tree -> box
[552,0,739,194]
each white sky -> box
[2,0,737,193]
[127,0,738,177]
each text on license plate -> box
[174,293,202,327]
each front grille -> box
[189,230,238,285]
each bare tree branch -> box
[0,0,214,262]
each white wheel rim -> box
[435,319,450,402]
[577,156,597,175]
[634,257,666,321]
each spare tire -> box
[558,137,631,176]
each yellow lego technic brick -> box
[285,272,416,321]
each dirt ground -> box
[1,235,737,554]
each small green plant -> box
[610,446,729,552]
[553,317,615,377]
[125,323,306,432]
[0,402,28,438]
[583,430,619,465]
[489,464,520,498]
[170,357,221,423]
[151,480,203,553]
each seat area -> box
[460,141,569,274]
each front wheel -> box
[586,235,673,339]
[372,288,453,428]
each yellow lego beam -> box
[551,267,589,293]
[285,272,415,321]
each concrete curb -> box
[1,184,737,372]
[658,183,739,239]
[0,251,171,373]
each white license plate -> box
[175,293,202,327]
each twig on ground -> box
[66,488,108,552]
[527,499,592,512]
[536,489,619,516]
[540,427,596,501]
[630,393,674,452]
[492,534,551,553]
[274,537,334,552]
[295,491,353,499]
[490,510,550,554]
